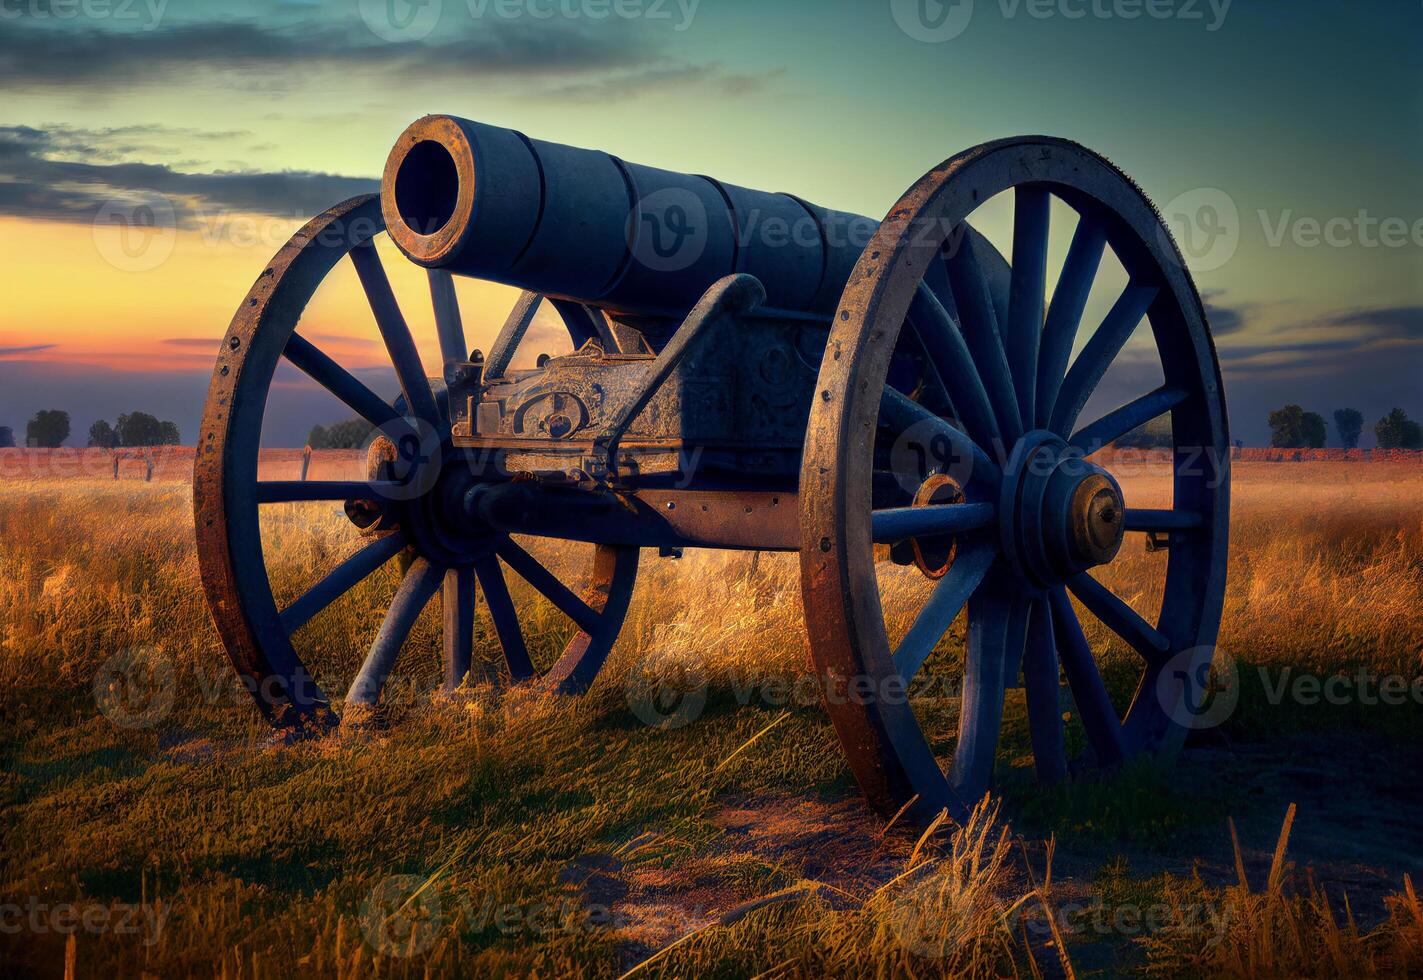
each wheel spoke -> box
[907,283,1001,450]
[495,538,601,634]
[871,502,996,542]
[280,531,408,635]
[256,480,401,503]
[1048,586,1127,766]
[473,554,534,680]
[1007,186,1050,427]
[949,576,1029,801]
[1021,598,1067,783]
[442,565,475,689]
[944,233,1023,442]
[1067,572,1171,662]
[485,291,542,379]
[283,332,400,428]
[428,270,467,369]
[347,557,442,706]
[1036,214,1107,427]
[1048,281,1159,435]
[1123,508,1203,531]
[1070,385,1188,453]
[893,542,996,681]
[348,241,440,426]
[879,387,1000,485]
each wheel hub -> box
[998,430,1125,589]
[348,433,494,566]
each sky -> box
[0,0,1419,446]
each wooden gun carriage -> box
[195,116,1229,818]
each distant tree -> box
[88,419,120,448]
[26,409,70,448]
[0,425,13,448]
[116,411,163,447]
[1332,408,1364,449]
[1114,414,1172,449]
[1300,411,1326,449]
[314,418,375,450]
[1267,404,1324,448]
[1375,408,1422,449]
[115,411,182,447]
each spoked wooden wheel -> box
[800,139,1229,818]
[195,195,638,733]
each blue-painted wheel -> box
[800,140,1229,819]
[193,195,638,733]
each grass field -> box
[2,457,1422,977]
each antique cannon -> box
[195,115,1229,818]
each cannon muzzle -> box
[381,114,877,319]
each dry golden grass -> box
[1,459,1421,976]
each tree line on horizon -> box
[5,405,1420,452]
[1267,405,1421,450]
[2,409,183,449]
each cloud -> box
[0,18,658,89]
[0,344,59,356]
[1200,289,1249,335]
[1314,304,1423,340]
[0,124,376,224]
[537,63,785,103]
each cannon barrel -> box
[381,115,879,319]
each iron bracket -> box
[592,274,765,484]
